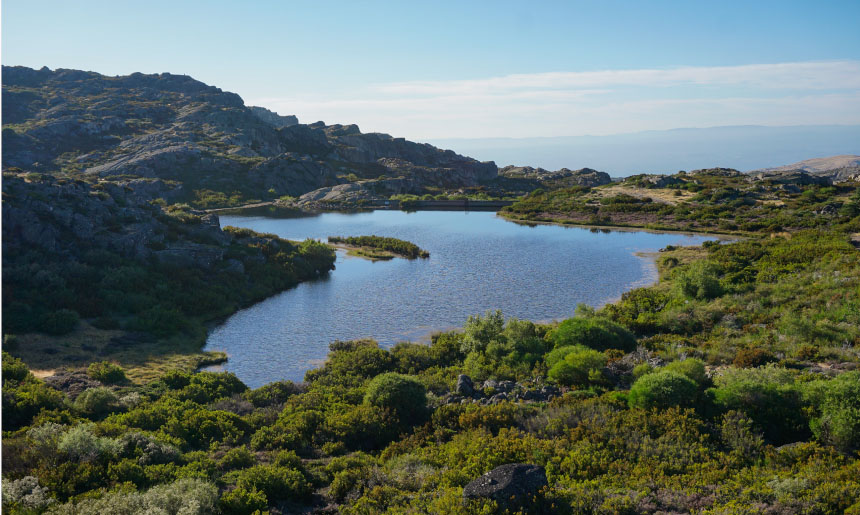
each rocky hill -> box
[1,66,497,207]
[1,169,335,354]
[498,165,611,187]
[750,155,860,183]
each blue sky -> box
[3,0,860,139]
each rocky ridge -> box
[2,171,282,272]
[499,165,611,187]
[2,66,498,206]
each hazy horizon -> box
[427,124,860,176]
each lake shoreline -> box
[203,211,719,387]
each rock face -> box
[747,170,831,186]
[753,155,860,174]
[248,106,298,128]
[499,165,611,187]
[463,463,548,509]
[0,172,285,271]
[456,374,475,397]
[641,174,684,188]
[2,66,497,203]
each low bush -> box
[363,372,428,426]
[628,371,698,410]
[87,361,127,384]
[550,316,637,352]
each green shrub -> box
[711,366,808,445]
[676,261,723,300]
[47,478,218,514]
[87,361,127,384]
[632,363,653,379]
[219,446,257,470]
[545,345,586,369]
[2,378,64,430]
[178,372,248,404]
[363,372,428,426]
[244,381,301,407]
[40,309,80,335]
[232,465,311,502]
[628,371,698,410]
[547,347,607,387]
[2,351,31,383]
[664,358,708,385]
[58,424,122,462]
[74,387,120,416]
[550,316,637,352]
[807,372,860,452]
[306,340,392,386]
[733,348,776,368]
[220,486,268,514]
[461,310,506,354]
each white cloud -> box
[249,61,860,139]
[375,61,860,95]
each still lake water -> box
[205,210,716,387]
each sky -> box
[3,0,860,141]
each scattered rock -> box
[43,370,103,399]
[456,374,475,397]
[499,165,611,187]
[463,463,548,510]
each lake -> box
[204,210,717,387]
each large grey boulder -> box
[463,463,548,509]
[455,374,475,397]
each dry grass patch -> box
[9,322,226,384]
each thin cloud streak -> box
[250,61,860,139]
[375,61,860,94]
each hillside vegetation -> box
[4,193,860,513]
[3,66,860,514]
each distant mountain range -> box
[427,125,860,177]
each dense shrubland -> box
[503,170,860,234]
[3,222,860,513]
[3,169,860,512]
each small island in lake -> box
[328,235,430,260]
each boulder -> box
[463,463,548,509]
[456,374,475,397]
